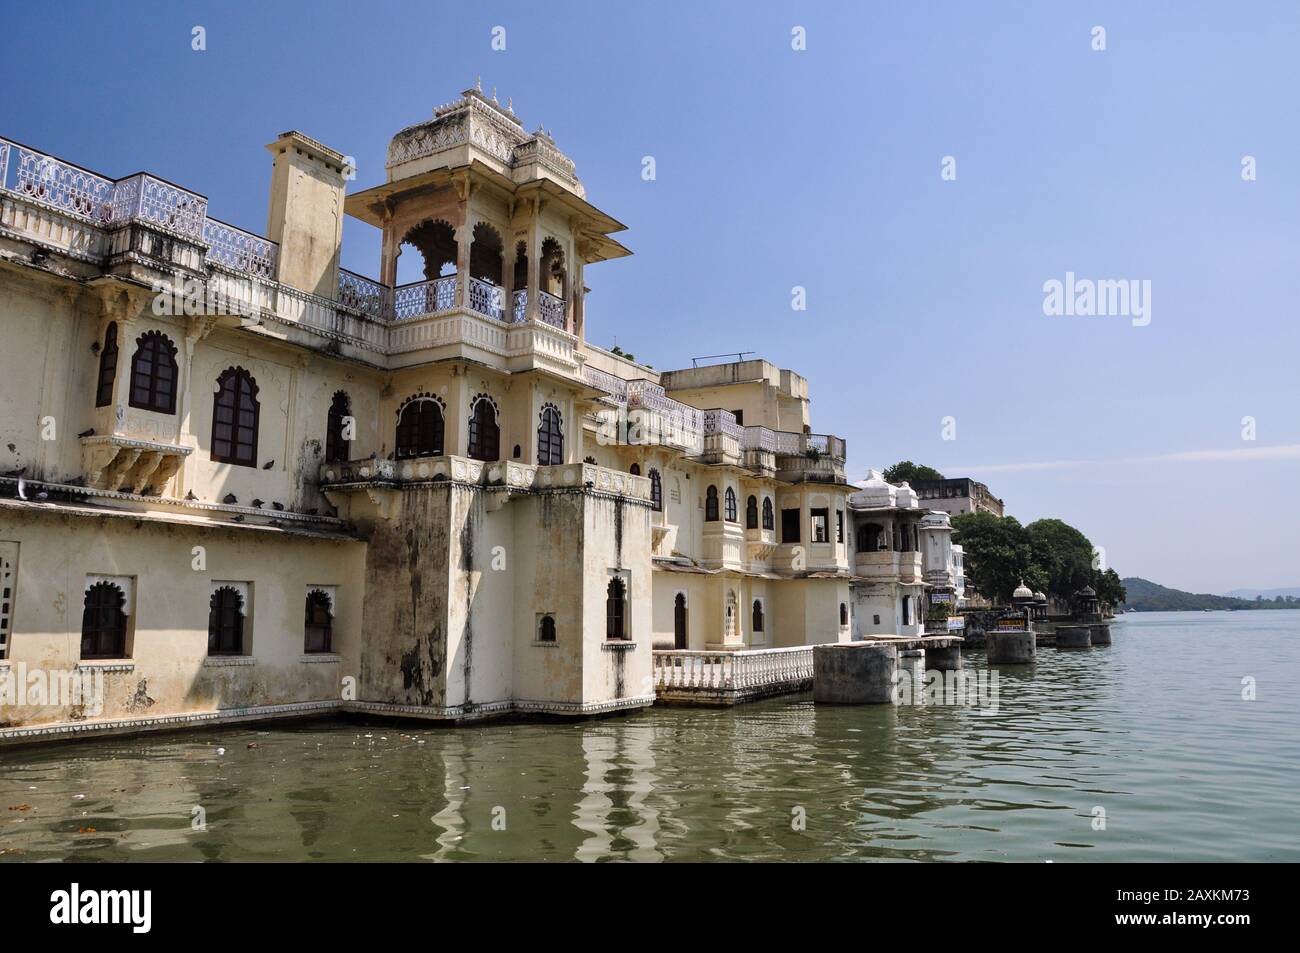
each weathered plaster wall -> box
[0,507,364,727]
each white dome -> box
[850,469,918,510]
[1013,581,1033,599]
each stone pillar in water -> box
[927,642,962,671]
[1056,625,1092,649]
[813,643,898,704]
[1089,624,1112,645]
[987,629,1036,664]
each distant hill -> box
[1225,586,1300,600]
[1122,577,1297,612]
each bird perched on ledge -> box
[222,493,237,504]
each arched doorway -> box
[673,592,688,649]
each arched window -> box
[81,581,126,659]
[95,322,118,407]
[325,391,351,464]
[211,367,259,467]
[304,590,333,654]
[746,494,758,529]
[537,404,563,465]
[400,219,457,280]
[468,396,500,462]
[208,586,245,656]
[673,592,687,648]
[130,330,178,414]
[762,497,774,531]
[538,615,557,643]
[752,599,765,633]
[396,396,444,459]
[606,577,627,640]
[469,221,504,286]
[724,487,738,522]
[648,468,662,512]
[901,596,911,627]
[629,463,640,476]
[705,485,719,521]
[840,602,849,626]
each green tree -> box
[1025,518,1095,602]
[882,461,944,484]
[1093,568,1127,608]
[951,512,1041,604]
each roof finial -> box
[475,76,482,92]
[507,97,513,112]
[492,87,498,103]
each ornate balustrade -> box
[582,365,629,404]
[703,409,743,440]
[110,173,207,239]
[652,646,814,704]
[469,275,504,320]
[336,268,387,318]
[626,379,704,453]
[204,218,278,278]
[512,289,527,323]
[392,276,457,320]
[2,139,115,222]
[319,454,652,502]
[742,425,777,452]
[537,289,565,328]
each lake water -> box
[2,610,1297,862]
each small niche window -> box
[705,485,719,521]
[208,585,246,656]
[724,487,738,523]
[752,599,765,633]
[304,589,333,654]
[648,468,662,512]
[762,497,774,531]
[537,615,557,643]
[746,495,758,529]
[605,576,628,640]
[81,579,128,660]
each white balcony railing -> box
[336,268,387,319]
[537,289,565,328]
[204,218,278,278]
[652,646,813,703]
[392,275,457,320]
[469,275,504,320]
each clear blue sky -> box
[6,1,1298,593]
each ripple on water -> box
[2,612,1298,861]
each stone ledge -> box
[202,655,257,667]
[300,653,342,664]
[75,661,135,673]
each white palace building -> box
[0,86,962,742]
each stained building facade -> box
[0,87,858,742]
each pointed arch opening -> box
[537,403,564,466]
[396,394,445,459]
[325,390,352,464]
[130,330,178,414]
[468,395,500,462]
[211,367,259,467]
